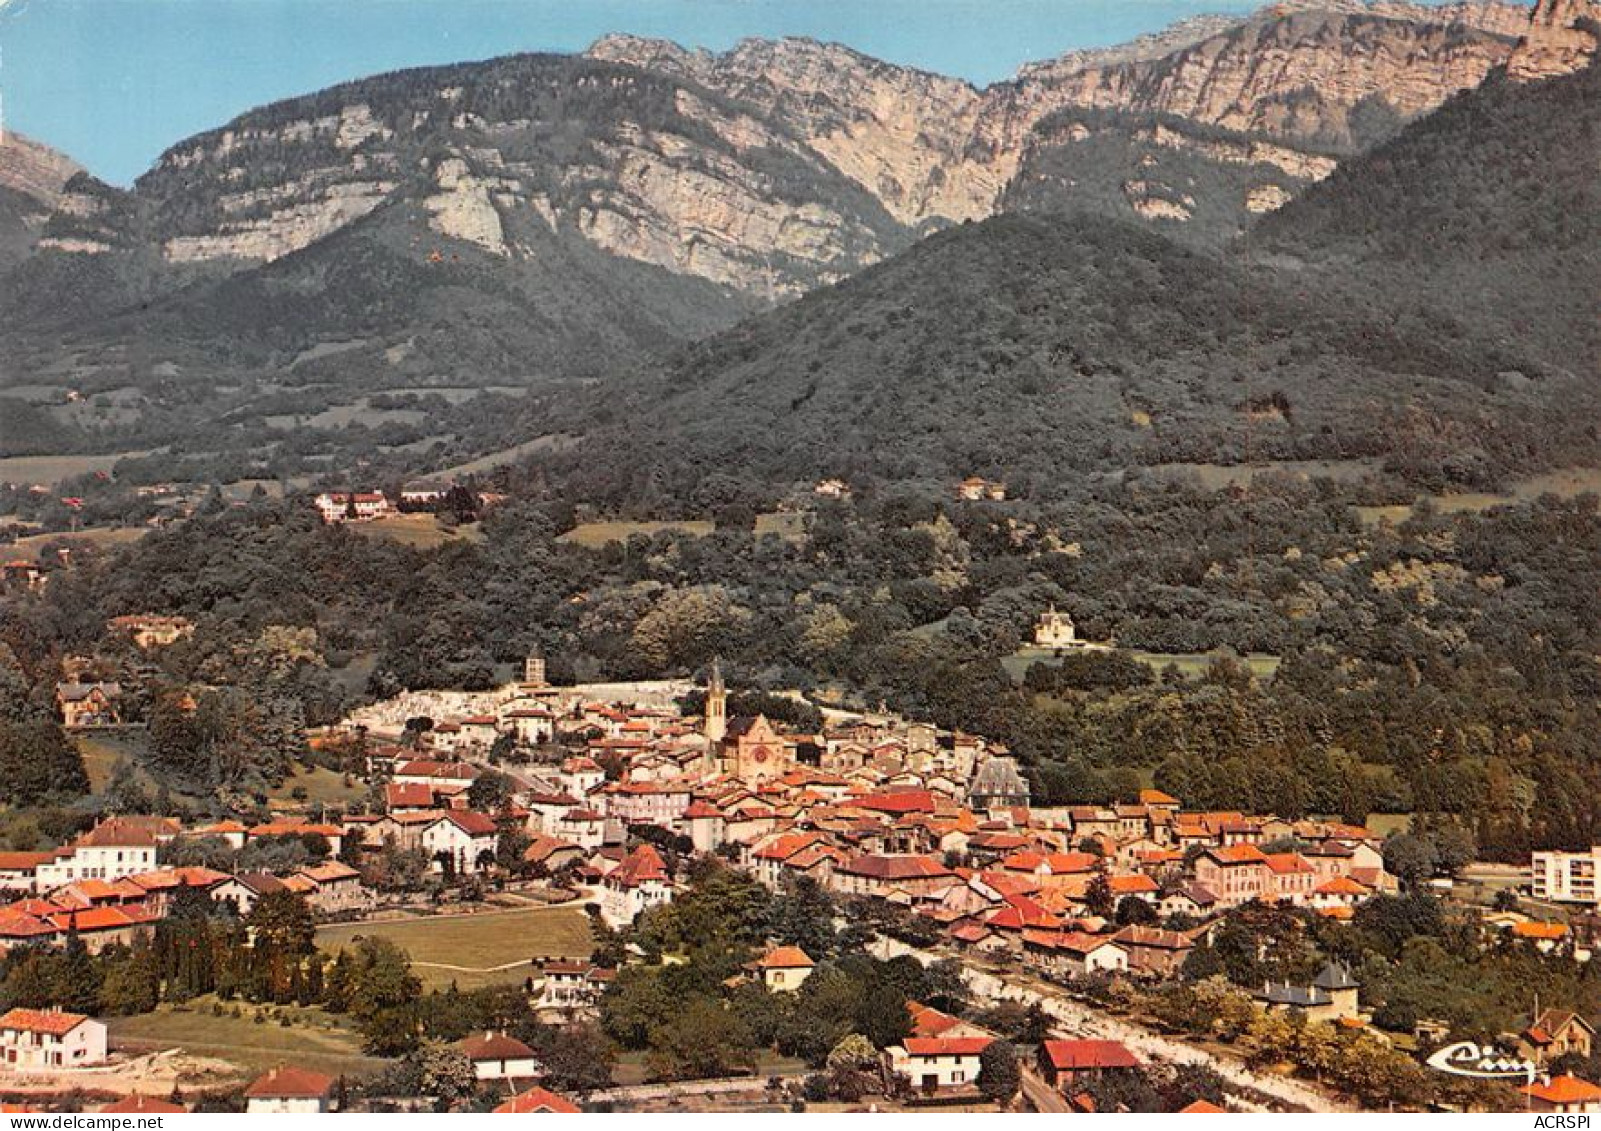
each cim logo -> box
[1425,1040,1538,1080]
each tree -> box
[642,995,756,1081]
[1084,873,1116,918]
[977,1039,1021,1104]
[101,937,160,1015]
[532,1022,616,1096]
[243,891,316,1003]
[467,770,514,812]
[411,1043,478,1109]
[52,930,103,1014]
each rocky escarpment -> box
[1506,0,1601,80]
[0,133,85,265]
[591,1,1532,239]
[1003,109,1341,245]
[16,1,1593,305]
[0,132,82,207]
[118,55,906,297]
[586,35,1006,227]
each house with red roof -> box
[1524,1074,1601,1114]
[1192,844,1271,908]
[0,1008,107,1069]
[1111,924,1201,979]
[1038,1040,1140,1092]
[34,817,176,888]
[494,1086,581,1113]
[885,1035,994,1096]
[1519,1009,1595,1066]
[833,854,954,900]
[0,853,54,895]
[754,945,815,992]
[245,1065,336,1113]
[1021,929,1128,978]
[418,811,501,875]
[460,1031,540,1081]
[599,844,673,926]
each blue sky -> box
[0,0,1476,185]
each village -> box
[1,608,1597,1115]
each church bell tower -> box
[704,658,727,746]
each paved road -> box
[879,937,1355,1113]
[1020,1067,1071,1113]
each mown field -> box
[1355,465,1601,526]
[316,904,593,990]
[1003,645,1281,682]
[0,450,154,487]
[110,998,385,1078]
[267,764,366,808]
[348,512,486,550]
[2,525,149,561]
[559,511,806,548]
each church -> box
[701,661,796,784]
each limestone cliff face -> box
[591,1,1529,237]
[0,132,82,207]
[1506,0,1600,80]
[113,55,903,297]
[587,35,1006,225]
[1007,9,1521,151]
[22,1,1586,302]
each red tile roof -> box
[460,1031,536,1062]
[756,946,815,970]
[245,1065,335,1099]
[903,1037,993,1057]
[0,1008,93,1036]
[494,1086,580,1114]
[1525,1075,1601,1105]
[1041,1039,1140,1072]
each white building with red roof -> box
[0,1008,107,1069]
[599,843,673,926]
[885,1035,993,1094]
[244,1065,336,1113]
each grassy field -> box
[433,434,577,479]
[2,525,148,561]
[0,450,154,487]
[559,519,716,547]
[1003,646,1280,682]
[316,905,593,990]
[110,998,385,1078]
[268,764,366,808]
[1356,465,1601,526]
[753,511,807,541]
[349,512,486,550]
[1365,813,1412,837]
[76,733,144,795]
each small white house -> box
[460,1031,540,1081]
[0,1008,107,1069]
[420,811,500,875]
[244,1065,335,1113]
[886,1036,993,1094]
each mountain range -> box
[0,0,1595,496]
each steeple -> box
[704,658,727,745]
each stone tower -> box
[704,658,727,745]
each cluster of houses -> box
[0,815,370,954]
[312,483,504,525]
[31,647,1601,1112]
[330,665,1402,965]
